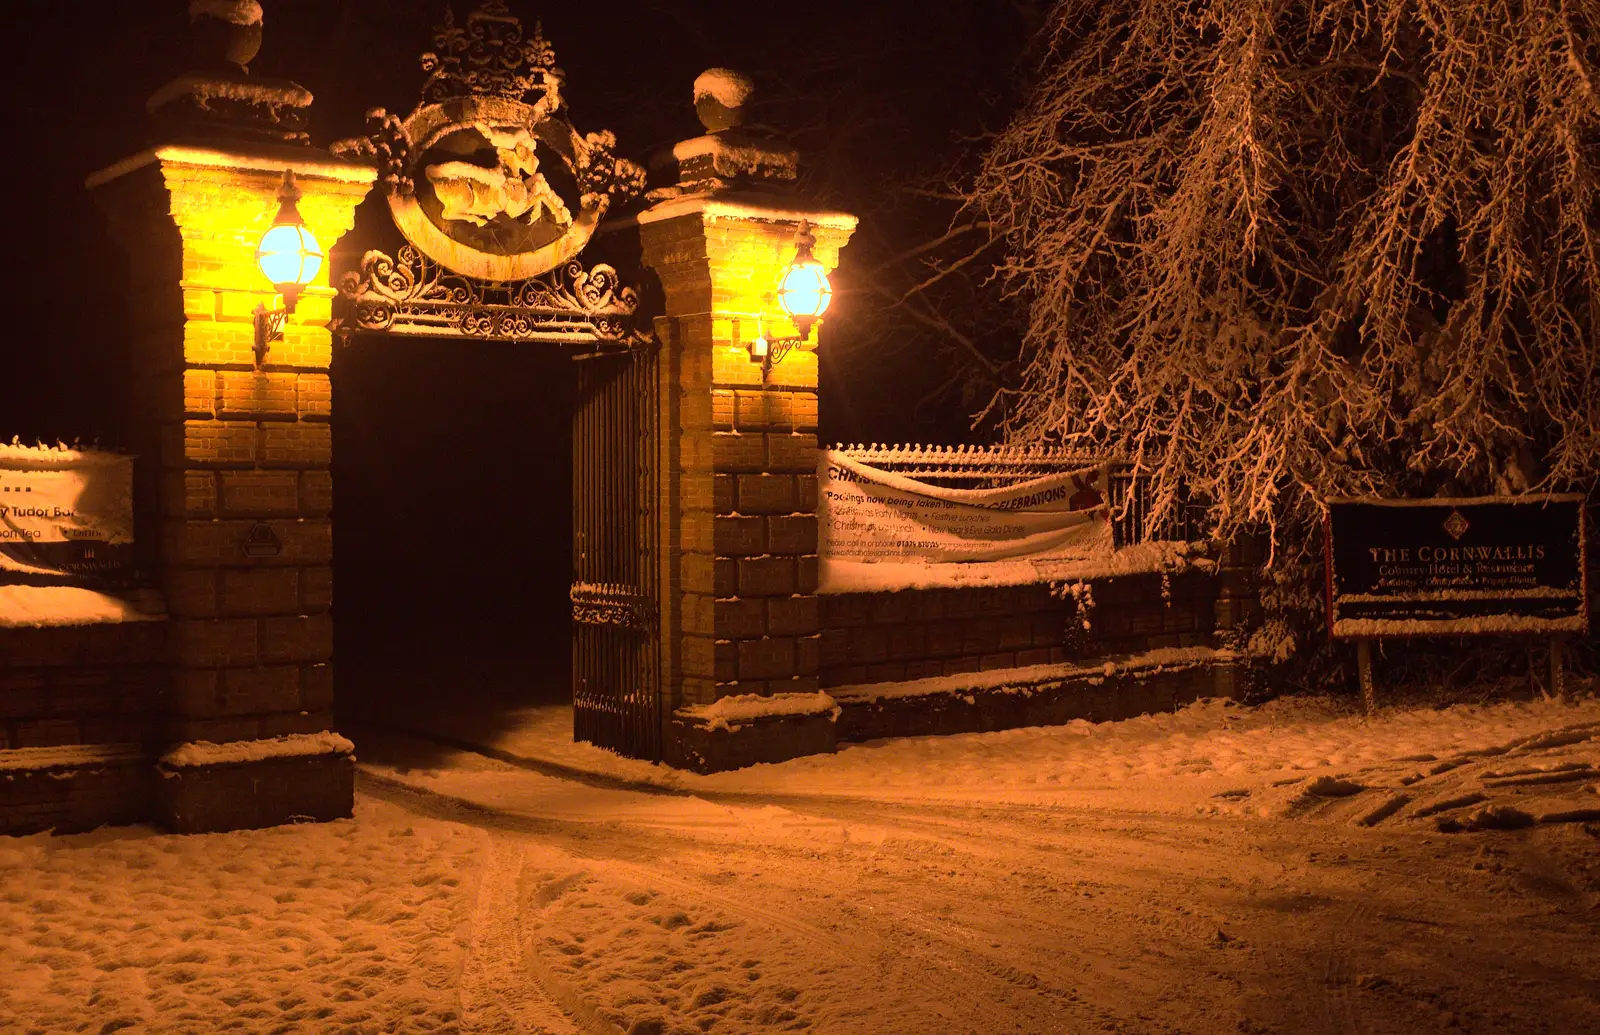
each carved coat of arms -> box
[426,124,573,228]
[332,0,644,284]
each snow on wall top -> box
[0,587,165,629]
[1322,492,1587,508]
[828,645,1232,704]
[160,731,356,768]
[670,135,800,179]
[635,194,857,229]
[831,442,1110,467]
[146,73,314,115]
[693,68,754,108]
[190,0,263,26]
[0,743,145,772]
[1330,614,1589,638]
[680,691,839,732]
[0,441,129,469]
[86,144,376,191]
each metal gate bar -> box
[570,347,661,761]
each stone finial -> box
[693,68,754,133]
[188,0,265,72]
[648,69,797,200]
[147,0,313,146]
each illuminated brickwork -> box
[639,202,855,719]
[92,146,373,825]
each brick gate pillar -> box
[91,145,373,829]
[636,83,855,765]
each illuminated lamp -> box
[748,221,833,381]
[252,170,323,366]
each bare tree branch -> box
[963,0,1600,561]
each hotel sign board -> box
[1324,495,1588,638]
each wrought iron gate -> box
[332,0,664,758]
[570,345,661,760]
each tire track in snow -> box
[519,839,1083,1033]
[456,838,586,1035]
[1307,720,1600,829]
[510,861,630,1035]
[358,736,1297,1031]
[357,724,1600,1035]
[361,765,1102,1033]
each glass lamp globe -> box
[256,223,322,311]
[255,174,323,312]
[775,225,831,338]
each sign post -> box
[1356,639,1375,714]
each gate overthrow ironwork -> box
[571,347,661,760]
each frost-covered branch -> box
[965,0,1600,549]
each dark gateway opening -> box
[332,336,574,733]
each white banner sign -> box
[819,452,1112,564]
[0,447,134,585]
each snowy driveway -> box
[5,694,1600,1034]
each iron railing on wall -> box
[828,443,1210,548]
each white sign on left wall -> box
[0,446,135,586]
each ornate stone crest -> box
[332,1,645,285]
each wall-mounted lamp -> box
[252,170,323,366]
[748,221,832,381]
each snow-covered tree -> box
[967,0,1600,550]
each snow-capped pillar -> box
[638,194,855,743]
[90,145,373,829]
[84,1,374,830]
[635,70,856,759]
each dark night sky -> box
[0,0,1030,447]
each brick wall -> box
[819,571,1223,690]
[0,620,167,834]
[158,361,338,743]
[64,144,373,833]
[710,381,823,700]
[0,622,166,751]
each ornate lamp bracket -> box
[748,330,807,383]
[252,303,288,366]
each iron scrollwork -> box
[419,0,559,107]
[335,245,649,347]
[331,109,415,197]
[571,582,655,629]
[576,130,647,206]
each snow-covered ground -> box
[1,800,483,1033]
[361,684,1600,821]
[5,689,1600,1034]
